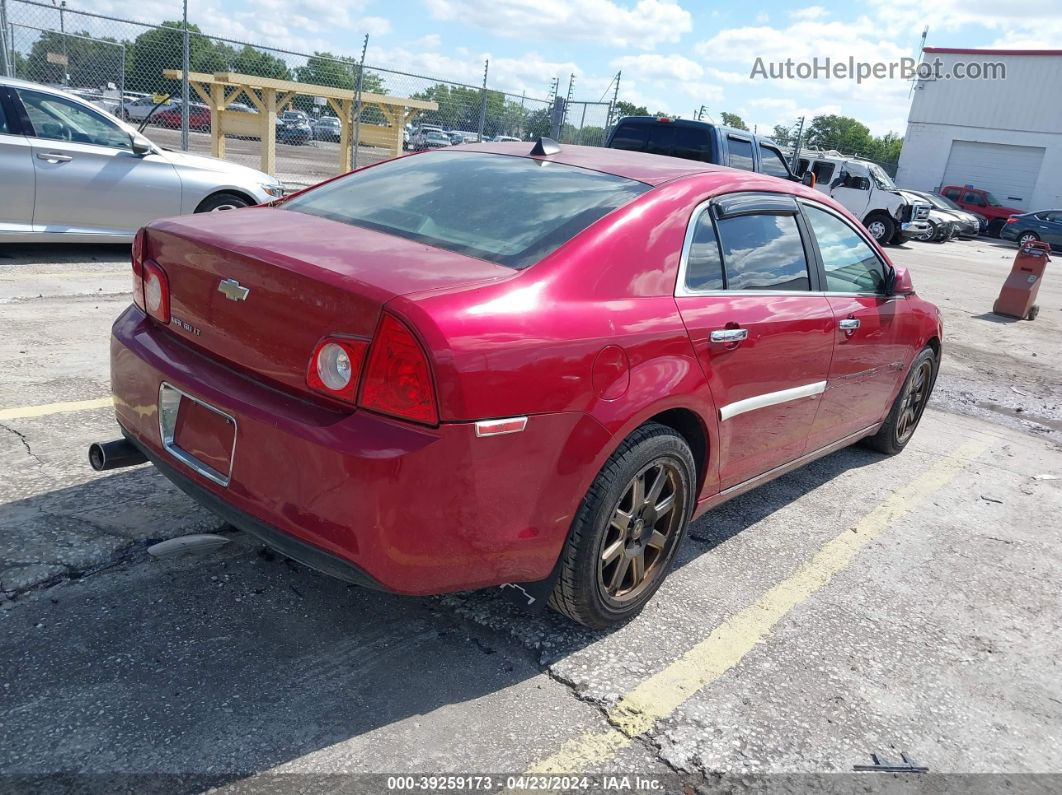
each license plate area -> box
[158,382,236,487]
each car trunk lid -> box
[144,207,512,396]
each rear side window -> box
[727,136,754,171]
[684,211,725,291]
[717,214,810,290]
[942,188,960,200]
[803,205,885,293]
[610,122,710,162]
[283,151,651,269]
[0,97,8,133]
[610,123,649,151]
[759,145,791,178]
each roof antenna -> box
[531,137,561,156]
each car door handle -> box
[839,318,861,331]
[37,152,72,163]
[709,328,748,343]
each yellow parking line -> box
[526,439,987,775]
[0,397,113,421]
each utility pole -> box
[0,0,11,78]
[909,25,929,97]
[181,0,189,151]
[476,58,488,141]
[607,69,621,129]
[351,33,369,168]
[789,115,806,172]
[50,0,67,84]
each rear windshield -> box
[609,121,711,162]
[283,152,650,269]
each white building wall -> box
[895,51,1062,210]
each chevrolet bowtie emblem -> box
[217,278,250,302]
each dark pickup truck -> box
[606,116,811,185]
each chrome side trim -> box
[719,381,826,422]
[158,382,236,487]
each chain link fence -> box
[2,0,623,188]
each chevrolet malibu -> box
[91,142,942,628]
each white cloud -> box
[424,0,692,49]
[610,53,704,82]
[789,6,828,21]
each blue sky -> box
[78,0,1062,135]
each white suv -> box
[799,154,931,245]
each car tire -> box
[549,422,695,630]
[865,214,896,246]
[1018,231,1040,247]
[195,192,251,213]
[863,346,938,456]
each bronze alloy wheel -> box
[597,458,687,604]
[896,359,933,443]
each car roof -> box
[454,142,742,186]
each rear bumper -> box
[110,307,611,595]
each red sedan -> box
[154,104,211,132]
[93,142,942,628]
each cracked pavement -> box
[1,239,1061,787]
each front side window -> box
[942,188,960,200]
[717,213,810,291]
[963,191,986,206]
[812,161,835,184]
[18,89,130,149]
[684,210,725,291]
[868,163,896,190]
[759,145,791,178]
[803,204,885,293]
[727,136,754,171]
[283,151,651,269]
[0,97,9,133]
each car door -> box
[828,162,872,219]
[0,87,35,235]
[674,193,836,489]
[15,87,182,237]
[1038,211,1062,246]
[800,200,911,449]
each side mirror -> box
[801,171,816,188]
[130,135,152,156]
[887,265,914,296]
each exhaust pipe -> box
[89,439,148,471]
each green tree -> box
[720,112,748,130]
[804,114,873,154]
[23,29,124,88]
[294,52,382,93]
[230,46,291,81]
[126,21,217,95]
[614,100,648,117]
[770,123,794,147]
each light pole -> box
[181,0,189,151]
[51,0,67,85]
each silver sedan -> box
[1,77,285,243]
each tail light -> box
[131,228,146,310]
[142,260,171,324]
[306,337,369,405]
[358,314,438,425]
[1005,216,1019,224]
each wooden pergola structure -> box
[162,70,438,176]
